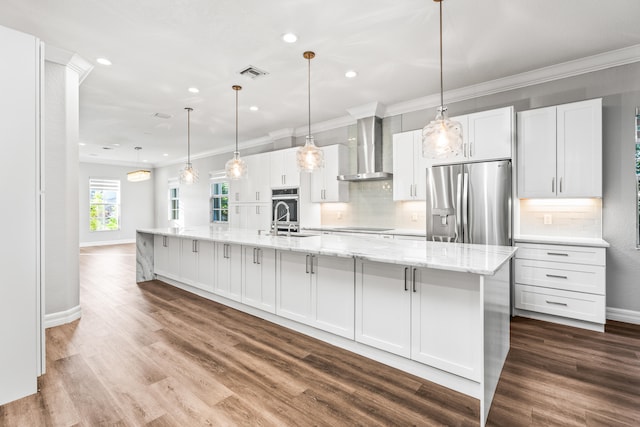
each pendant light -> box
[180,107,198,184]
[422,0,463,159]
[225,85,247,180]
[296,51,324,172]
[127,146,151,182]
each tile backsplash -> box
[320,181,426,230]
[518,198,602,238]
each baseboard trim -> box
[606,307,640,325]
[44,305,82,328]
[80,239,135,247]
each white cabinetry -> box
[310,144,349,202]
[393,130,428,201]
[229,153,271,203]
[241,246,276,313]
[450,107,512,162]
[0,25,42,406]
[276,251,355,338]
[514,242,606,330]
[517,98,602,198]
[214,242,242,301]
[229,204,271,231]
[355,259,481,381]
[270,148,300,188]
[154,235,181,280]
[180,239,215,292]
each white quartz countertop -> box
[139,226,516,275]
[304,226,426,237]
[514,235,610,248]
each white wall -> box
[79,162,155,245]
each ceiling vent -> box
[153,112,172,119]
[239,65,269,80]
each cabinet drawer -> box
[515,242,605,266]
[514,284,605,324]
[515,259,605,295]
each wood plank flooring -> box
[1,243,639,426]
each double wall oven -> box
[271,188,299,233]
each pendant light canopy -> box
[296,51,324,172]
[127,146,151,182]
[180,107,199,184]
[422,0,463,160]
[225,85,247,180]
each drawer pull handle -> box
[545,300,568,306]
[547,252,569,256]
[546,274,568,279]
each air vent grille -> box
[239,65,269,79]
[153,112,172,119]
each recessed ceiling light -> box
[96,58,112,66]
[111,143,120,147]
[282,33,297,43]
[345,70,358,79]
[249,106,259,112]
[163,153,169,157]
[143,160,148,163]
[188,87,200,93]
[79,142,86,146]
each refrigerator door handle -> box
[462,172,469,243]
[456,173,463,243]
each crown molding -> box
[386,43,640,117]
[79,157,152,168]
[45,45,94,84]
[268,128,295,140]
[293,115,356,137]
[347,102,387,119]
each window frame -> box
[210,173,229,224]
[169,182,180,222]
[89,178,121,232]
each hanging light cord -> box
[235,88,239,153]
[438,0,444,110]
[185,107,192,164]
[307,53,311,137]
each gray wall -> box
[79,162,155,245]
[152,62,640,313]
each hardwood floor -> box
[1,243,639,426]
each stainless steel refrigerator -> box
[426,160,511,245]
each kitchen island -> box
[137,227,516,426]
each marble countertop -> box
[304,226,427,237]
[138,226,516,275]
[514,235,610,248]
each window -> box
[210,181,229,223]
[89,178,120,231]
[169,185,180,221]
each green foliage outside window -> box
[89,179,120,231]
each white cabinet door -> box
[180,238,199,285]
[214,242,241,301]
[355,260,411,358]
[517,106,557,198]
[196,240,215,291]
[313,255,355,339]
[310,145,349,202]
[242,246,276,313]
[271,148,300,188]
[467,107,512,161]
[276,251,313,323]
[167,236,181,279]
[153,235,169,276]
[411,268,482,381]
[393,130,420,201]
[556,99,602,197]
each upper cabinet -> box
[430,106,514,167]
[229,152,271,203]
[517,98,602,198]
[270,148,300,188]
[393,130,427,201]
[310,144,349,203]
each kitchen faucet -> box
[272,201,290,236]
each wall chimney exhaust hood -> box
[337,103,392,181]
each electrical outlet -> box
[543,214,552,225]
[411,213,418,222]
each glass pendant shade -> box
[180,162,198,184]
[180,107,198,185]
[297,135,324,172]
[225,151,247,180]
[127,169,151,182]
[422,107,463,159]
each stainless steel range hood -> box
[337,116,392,181]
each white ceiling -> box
[2,0,640,167]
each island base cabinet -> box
[411,269,482,382]
[214,242,242,301]
[355,260,411,358]
[241,246,276,313]
[180,239,215,292]
[276,251,355,339]
[154,235,181,280]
